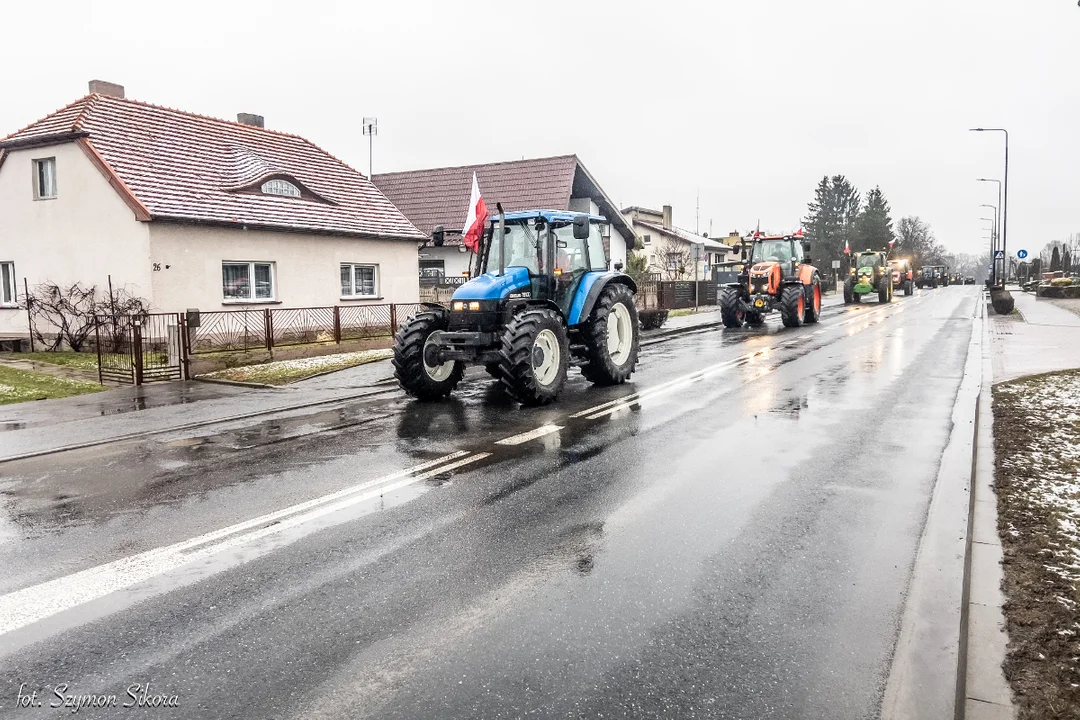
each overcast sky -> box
[2,0,1075,260]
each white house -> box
[373,155,635,284]
[622,205,740,279]
[0,81,424,341]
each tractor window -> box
[792,240,805,264]
[488,222,542,275]
[587,223,607,271]
[551,223,590,275]
[750,240,791,264]
[858,253,882,268]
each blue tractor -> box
[393,206,640,405]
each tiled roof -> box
[1,94,424,240]
[373,156,579,242]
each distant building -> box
[0,81,423,340]
[373,155,635,284]
[621,205,739,279]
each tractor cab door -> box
[550,222,592,317]
[788,239,805,278]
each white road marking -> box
[0,451,490,637]
[495,424,563,446]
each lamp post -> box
[971,129,1009,285]
[980,204,998,278]
[976,179,1001,283]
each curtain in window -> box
[1,263,12,304]
[355,266,376,296]
[222,263,250,300]
[341,265,352,296]
[254,264,273,299]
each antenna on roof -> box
[363,117,378,178]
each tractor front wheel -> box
[780,285,804,328]
[498,308,569,406]
[843,277,855,305]
[904,279,913,296]
[581,283,640,386]
[878,279,891,304]
[392,310,464,400]
[803,280,821,324]
[720,287,745,328]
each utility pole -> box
[363,117,378,178]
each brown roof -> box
[373,155,633,246]
[1,94,424,241]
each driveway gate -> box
[95,312,186,385]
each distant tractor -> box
[915,265,948,289]
[887,258,915,296]
[844,250,893,304]
[719,233,822,329]
[393,207,639,406]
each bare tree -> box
[27,281,150,352]
[655,237,691,280]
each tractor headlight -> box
[468,301,481,311]
[452,301,465,311]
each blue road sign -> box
[1017,249,1028,259]
[994,250,1005,259]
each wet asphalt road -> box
[0,288,978,719]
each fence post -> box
[264,308,273,353]
[390,304,398,337]
[23,278,34,352]
[94,316,104,386]
[333,306,341,344]
[132,320,144,386]
[179,314,190,381]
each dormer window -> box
[261,179,301,197]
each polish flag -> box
[462,172,488,253]
[843,238,851,254]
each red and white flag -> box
[843,238,851,254]
[462,172,488,253]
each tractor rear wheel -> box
[581,283,640,386]
[720,287,745,328]
[803,280,821,324]
[392,310,464,400]
[780,285,804,328]
[498,308,569,406]
[843,277,855,305]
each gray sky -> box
[2,0,1075,260]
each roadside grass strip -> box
[994,369,1080,720]
[0,365,104,405]
[200,349,392,386]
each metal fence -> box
[186,303,426,356]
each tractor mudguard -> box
[797,264,816,286]
[568,273,637,327]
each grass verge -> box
[199,349,392,386]
[0,351,100,372]
[994,368,1080,719]
[0,365,104,405]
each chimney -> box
[662,205,672,230]
[237,113,265,128]
[88,80,125,98]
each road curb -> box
[881,294,984,720]
[194,377,284,390]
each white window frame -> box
[261,178,301,197]
[222,261,276,304]
[33,157,57,200]
[642,234,651,245]
[0,262,16,307]
[341,263,379,299]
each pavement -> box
[991,287,1080,382]
[0,288,983,719]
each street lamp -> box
[971,129,1009,284]
[976,179,1001,283]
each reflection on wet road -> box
[0,288,977,719]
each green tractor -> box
[843,249,893,304]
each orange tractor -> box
[887,258,915,296]
[720,232,823,328]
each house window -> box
[341,263,378,298]
[419,260,445,278]
[1,263,15,306]
[33,158,57,200]
[642,234,651,245]
[261,179,301,197]
[222,262,275,302]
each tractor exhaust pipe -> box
[497,203,506,276]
